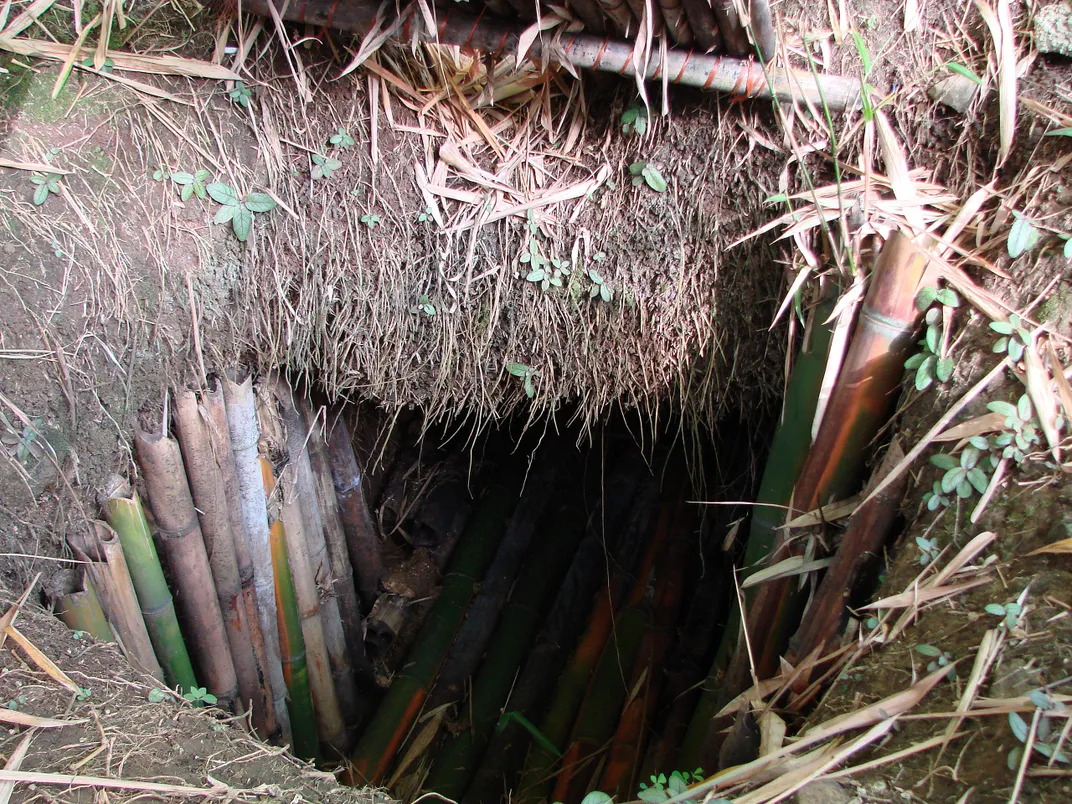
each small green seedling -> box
[587,268,613,302]
[552,794,613,804]
[621,102,649,136]
[416,294,436,317]
[1008,212,1041,258]
[915,644,954,678]
[207,183,277,242]
[418,207,434,223]
[147,688,170,703]
[30,173,61,205]
[904,286,959,390]
[6,695,26,710]
[228,81,252,109]
[990,313,1032,362]
[985,600,1024,629]
[507,362,536,399]
[171,169,211,202]
[80,56,114,73]
[152,167,169,182]
[1007,690,1070,769]
[311,154,342,180]
[76,687,92,702]
[629,161,667,192]
[929,445,989,500]
[638,770,709,804]
[526,258,570,292]
[922,480,951,511]
[864,615,881,630]
[987,394,1042,464]
[915,535,940,565]
[329,127,355,148]
[361,213,381,229]
[183,686,218,707]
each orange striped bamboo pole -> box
[173,388,271,736]
[135,427,239,709]
[222,375,292,743]
[202,379,280,741]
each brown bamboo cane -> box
[277,461,349,754]
[300,398,374,688]
[222,375,292,744]
[659,0,693,47]
[202,379,280,741]
[324,408,384,607]
[748,0,776,61]
[68,522,162,680]
[569,0,608,35]
[738,232,929,685]
[237,0,862,111]
[173,389,271,737]
[710,0,749,55]
[52,572,114,643]
[135,427,240,709]
[680,0,723,52]
[273,379,362,727]
[593,0,637,38]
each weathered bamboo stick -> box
[324,408,384,607]
[239,0,862,110]
[173,389,270,736]
[68,521,162,680]
[680,0,723,52]
[221,375,292,744]
[300,398,374,689]
[135,427,240,710]
[347,473,521,785]
[748,0,776,61]
[659,0,693,46]
[741,231,928,683]
[711,0,749,55]
[101,482,196,692]
[52,572,114,642]
[261,456,323,761]
[202,379,280,742]
[273,379,361,730]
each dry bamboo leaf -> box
[0,573,40,650]
[758,710,787,757]
[976,0,1016,166]
[0,158,72,174]
[1,0,55,37]
[1024,341,1061,458]
[0,35,240,79]
[1028,538,1072,555]
[1046,342,1072,424]
[905,0,921,31]
[741,556,834,589]
[779,495,862,529]
[0,710,85,728]
[0,731,33,804]
[930,531,997,586]
[388,710,444,787]
[932,629,1002,766]
[52,13,98,99]
[875,110,927,235]
[716,678,785,718]
[823,732,964,782]
[970,458,1007,524]
[933,412,1007,442]
[0,769,229,796]
[862,578,989,610]
[4,625,80,694]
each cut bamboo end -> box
[101,482,197,692]
[51,572,114,643]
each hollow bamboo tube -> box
[222,375,292,744]
[596,0,637,38]
[262,457,322,761]
[676,291,836,774]
[278,463,348,755]
[465,459,656,804]
[748,0,777,62]
[135,428,239,709]
[173,389,271,736]
[518,489,664,804]
[659,0,693,46]
[239,1,862,111]
[69,521,162,680]
[423,494,587,799]
[347,474,521,785]
[300,399,374,689]
[101,484,196,692]
[54,574,114,642]
[711,0,749,55]
[742,231,928,683]
[570,0,607,35]
[202,379,280,741]
[324,409,383,607]
[423,447,561,713]
[680,0,723,52]
[273,379,361,730]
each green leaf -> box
[925,324,940,354]
[916,644,942,657]
[1045,127,1072,138]
[600,283,612,303]
[1009,711,1029,743]
[1008,339,1024,362]
[984,603,1006,616]
[957,478,972,498]
[961,446,981,470]
[244,192,277,213]
[33,182,49,205]
[526,269,546,283]
[580,794,613,804]
[195,169,211,182]
[207,183,239,206]
[506,362,530,377]
[916,286,939,310]
[180,183,193,202]
[1018,394,1033,422]
[941,466,964,493]
[629,161,646,175]
[967,467,988,493]
[904,353,926,370]
[993,336,1009,354]
[968,435,989,450]
[524,373,535,399]
[936,288,959,307]
[915,356,935,390]
[643,166,667,193]
[632,175,645,187]
[930,453,958,470]
[936,358,954,382]
[202,692,218,705]
[171,172,194,185]
[990,320,1014,335]
[1065,238,1072,259]
[232,206,252,241]
[851,30,872,75]
[1008,215,1041,258]
[987,400,1017,418]
[945,62,983,85]
[214,204,237,224]
[925,307,942,327]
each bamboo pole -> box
[101,482,196,692]
[680,0,723,52]
[748,0,776,62]
[324,408,384,607]
[221,375,292,744]
[135,428,239,710]
[423,446,561,714]
[273,379,361,730]
[239,0,862,111]
[347,473,521,785]
[741,231,928,683]
[659,0,693,46]
[711,0,749,55]
[202,379,280,742]
[68,521,162,680]
[300,398,374,690]
[261,457,322,761]
[423,494,587,799]
[52,572,114,642]
[173,388,271,736]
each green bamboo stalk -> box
[347,470,522,785]
[423,493,586,799]
[54,574,114,642]
[262,457,320,761]
[101,481,197,692]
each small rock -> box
[794,780,853,804]
[1036,3,1072,57]
[928,74,979,113]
